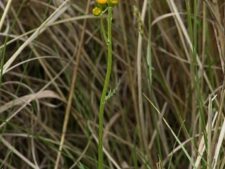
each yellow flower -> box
[96,0,107,4]
[92,6,102,16]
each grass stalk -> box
[54,1,90,168]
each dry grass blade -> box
[54,1,90,168]
[0,136,38,169]
[194,111,218,168]
[1,0,69,75]
[0,0,12,32]
[136,0,148,155]
[144,95,195,167]
[0,90,62,114]
[212,118,225,169]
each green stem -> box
[98,6,113,169]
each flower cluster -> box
[92,0,119,16]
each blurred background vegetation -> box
[0,0,225,168]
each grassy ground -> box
[0,0,225,168]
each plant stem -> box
[98,6,113,169]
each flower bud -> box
[108,0,119,6]
[92,6,102,16]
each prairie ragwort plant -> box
[93,0,119,169]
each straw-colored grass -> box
[0,0,224,168]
